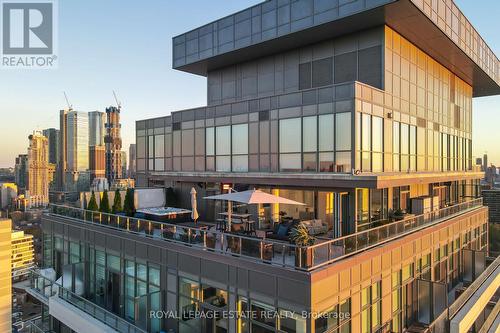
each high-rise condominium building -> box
[27,131,49,207]
[66,111,90,192]
[128,143,136,179]
[35,1,499,333]
[42,128,59,165]
[88,111,106,146]
[105,106,123,183]
[14,154,27,191]
[11,230,34,281]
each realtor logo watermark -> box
[1,0,58,68]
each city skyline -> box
[0,0,499,169]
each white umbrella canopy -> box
[204,189,306,205]
[190,187,199,222]
[204,189,305,231]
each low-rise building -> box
[11,230,34,281]
[0,219,12,332]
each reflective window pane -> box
[319,114,334,151]
[216,156,231,172]
[232,155,248,172]
[336,152,351,173]
[319,152,334,172]
[216,126,231,155]
[336,113,351,151]
[362,114,371,152]
[303,153,316,172]
[279,118,301,153]
[303,116,317,152]
[372,117,383,152]
[232,124,248,155]
[206,127,215,156]
[280,154,301,172]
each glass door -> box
[201,304,227,333]
[339,192,350,236]
[106,271,121,315]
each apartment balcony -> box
[409,255,500,333]
[47,198,483,272]
[26,270,146,333]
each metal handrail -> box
[448,254,500,318]
[47,198,483,271]
[311,198,483,250]
[478,297,500,333]
[428,254,500,331]
[28,270,147,333]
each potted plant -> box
[289,223,315,268]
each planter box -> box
[295,247,313,268]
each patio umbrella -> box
[204,189,305,231]
[190,187,199,223]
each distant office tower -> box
[89,145,106,182]
[14,154,28,190]
[66,111,90,192]
[42,128,59,165]
[88,111,106,146]
[483,154,488,171]
[128,144,136,179]
[121,151,127,178]
[47,163,56,189]
[57,109,69,191]
[27,131,49,207]
[11,230,34,281]
[105,106,122,183]
[0,219,12,333]
[0,183,17,209]
[476,158,483,168]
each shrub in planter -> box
[289,224,315,268]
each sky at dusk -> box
[0,0,499,168]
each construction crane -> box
[63,91,73,111]
[112,90,122,110]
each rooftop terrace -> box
[48,198,483,272]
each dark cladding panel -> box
[358,45,383,89]
[178,253,200,275]
[334,51,357,83]
[201,259,229,284]
[248,271,276,297]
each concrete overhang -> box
[149,171,483,189]
[175,0,499,97]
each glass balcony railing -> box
[47,198,483,271]
[28,271,147,333]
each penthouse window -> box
[279,114,352,173]
[207,124,249,172]
[216,126,231,171]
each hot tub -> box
[135,207,192,224]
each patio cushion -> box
[312,219,323,228]
[277,224,288,238]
